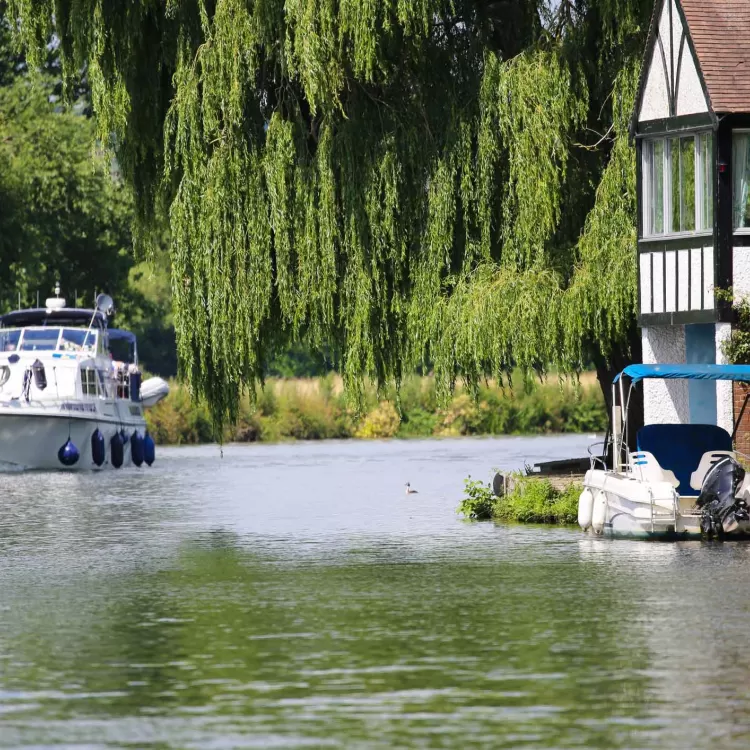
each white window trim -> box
[642,131,713,239]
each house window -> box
[733,131,750,230]
[643,133,713,237]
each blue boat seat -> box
[636,424,733,496]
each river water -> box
[1,435,750,748]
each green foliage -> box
[146,384,214,445]
[719,290,750,365]
[7,2,653,429]
[355,401,401,439]
[494,479,581,525]
[120,255,178,378]
[146,374,607,444]
[267,341,335,378]
[458,474,582,525]
[458,477,496,520]
[0,77,134,306]
[0,16,178,377]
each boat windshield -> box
[0,327,99,353]
[0,329,20,352]
[19,328,61,351]
[59,328,96,352]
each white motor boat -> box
[0,292,169,471]
[579,364,750,539]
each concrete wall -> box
[642,323,734,430]
[642,325,689,424]
[734,247,750,300]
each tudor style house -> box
[633,0,750,436]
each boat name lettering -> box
[61,402,97,413]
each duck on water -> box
[0,291,169,471]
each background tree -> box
[8,0,653,427]
[0,11,177,375]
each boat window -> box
[96,369,111,398]
[59,328,96,352]
[81,367,98,396]
[19,328,61,351]
[0,329,21,352]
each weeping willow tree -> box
[8,0,653,428]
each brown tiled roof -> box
[681,0,750,112]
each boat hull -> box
[580,469,703,539]
[0,408,147,471]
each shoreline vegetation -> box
[459,476,582,525]
[145,374,607,446]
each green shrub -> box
[495,478,580,525]
[145,386,213,444]
[436,394,483,436]
[397,407,438,437]
[356,401,401,438]
[457,477,497,520]
[458,474,581,525]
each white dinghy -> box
[579,364,750,539]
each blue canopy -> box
[107,328,136,344]
[615,363,750,383]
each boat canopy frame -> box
[610,364,750,473]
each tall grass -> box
[145,374,607,445]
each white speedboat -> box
[0,292,169,470]
[579,364,750,539]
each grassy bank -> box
[458,475,581,525]
[145,374,607,446]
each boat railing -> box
[587,440,609,471]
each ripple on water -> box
[1,436,750,749]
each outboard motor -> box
[696,456,750,538]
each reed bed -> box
[145,374,607,446]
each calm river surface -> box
[1,435,750,748]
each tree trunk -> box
[592,323,644,453]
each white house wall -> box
[640,34,670,120]
[716,323,733,434]
[733,247,750,301]
[675,37,707,116]
[642,325,689,423]
[640,246,714,315]
[638,0,709,123]
[642,323,733,430]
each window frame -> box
[733,128,750,234]
[642,131,714,239]
[17,327,63,352]
[80,367,99,397]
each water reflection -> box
[0,436,748,748]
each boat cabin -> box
[0,300,141,403]
[633,0,750,445]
